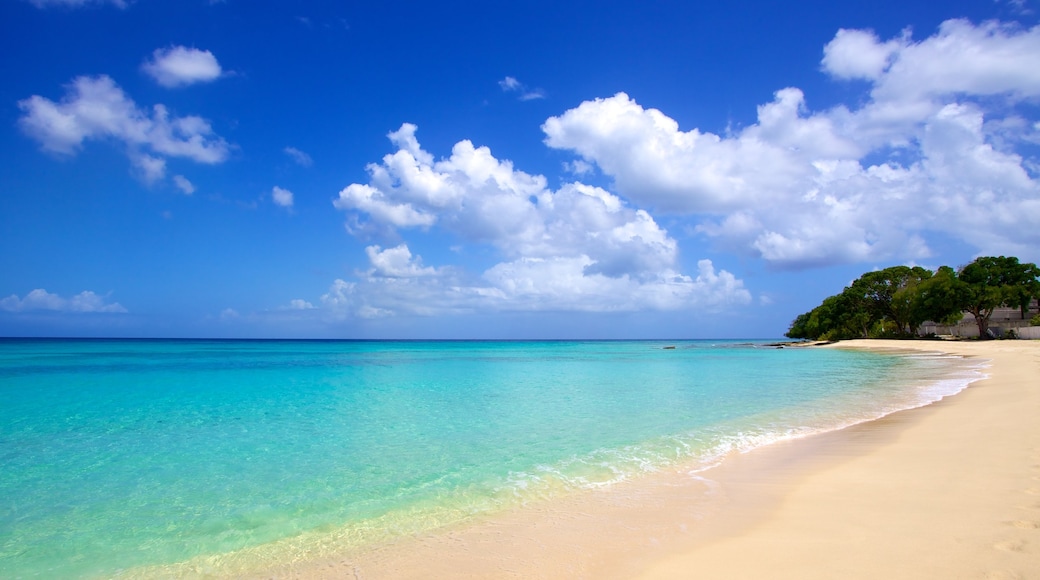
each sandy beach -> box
[269,339,1040,579]
[641,339,1040,580]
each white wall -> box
[1013,326,1040,339]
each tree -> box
[784,256,1038,341]
[819,292,873,340]
[836,284,876,338]
[785,293,865,341]
[1008,262,1040,318]
[911,266,969,327]
[845,266,933,336]
[957,256,1040,338]
[786,311,813,340]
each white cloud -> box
[18,75,230,179]
[311,245,749,320]
[867,19,1040,104]
[563,159,594,176]
[334,183,436,227]
[542,90,859,215]
[542,19,1040,268]
[304,17,1040,320]
[519,89,547,101]
[498,76,546,101]
[481,256,745,312]
[133,153,166,183]
[287,299,315,310]
[272,186,294,208]
[284,146,313,167]
[0,289,127,313]
[329,125,751,317]
[142,46,223,88]
[173,174,195,195]
[498,76,522,91]
[365,244,440,278]
[822,28,905,81]
[335,124,672,267]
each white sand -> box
[640,339,1040,580]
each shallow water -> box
[0,339,981,578]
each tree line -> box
[786,256,1040,341]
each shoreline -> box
[639,339,1040,579]
[241,339,1040,579]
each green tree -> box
[824,291,874,340]
[846,266,933,336]
[911,266,969,327]
[785,288,875,340]
[1008,262,1040,318]
[785,256,1039,341]
[786,311,813,339]
[837,284,876,338]
[803,295,849,340]
[958,256,1040,338]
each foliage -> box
[958,256,1040,338]
[912,266,969,326]
[785,256,1040,341]
[1031,314,1040,327]
[845,266,933,335]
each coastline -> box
[639,339,1040,579]
[247,339,1040,579]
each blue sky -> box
[2,0,1039,339]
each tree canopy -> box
[957,256,1040,337]
[785,256,1040,340]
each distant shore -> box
[251,339,1040,579]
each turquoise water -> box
[0,339,980,578]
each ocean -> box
[0,339,983,578]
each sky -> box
[2,0,1039,339]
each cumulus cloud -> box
[821,28,905,80]
[312,246,747,321]
[272,186,294,208]
[142,46,223,88]
[296,17,1040,322]
[284,146,313,167]
[366,244,441,278]
[0,289,127,313]
[543,90,854,215]
[543,19,1040,268]
[328,125,751,317]
[18,75,230,181]
[861,20,1040,104]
